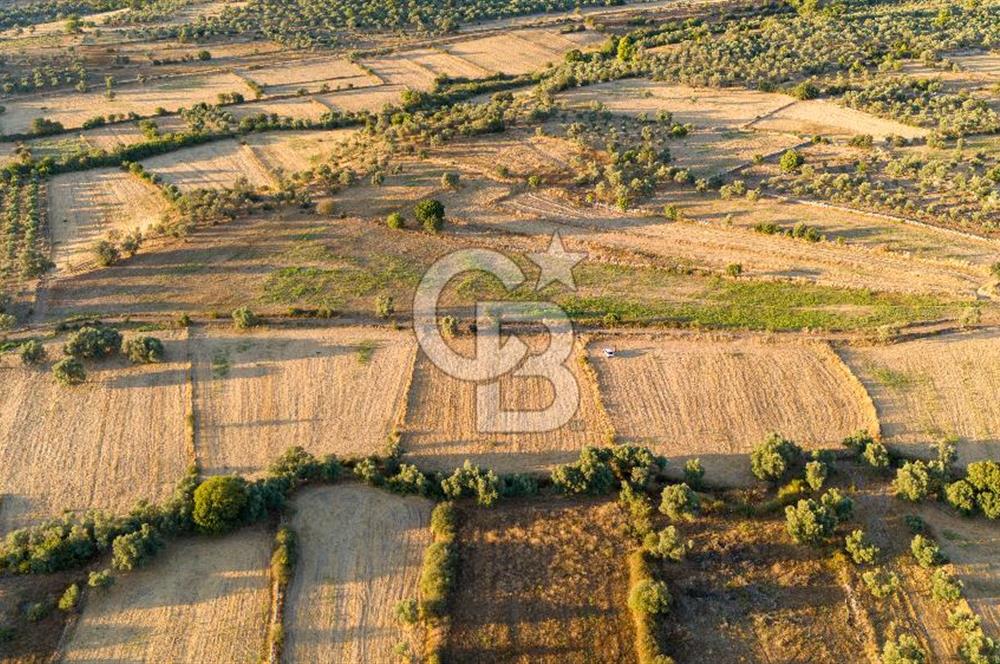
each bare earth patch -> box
[284,484,431,663]
[588,334,876,486]
[62,528,271,664]
[193,326,415,476]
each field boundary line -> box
[827,342,883,440]
[393,338,421,441]
[576,334,617,443]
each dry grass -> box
[47,167,170,271]
[229,97,331,122]
[245,129,356,176]
[402,335,613,474]
[838,329,1000,467]
[669,129,805,176]
[317,84,406,113]
[62,528,271,663]
[193,326,415,476]
[588,334,876,486]
[0,72,252,135]
[236,56,374,95]
[751,99,929,139]
[284,484,431,663]
[141,139,276,192]
[406,48,492,79]
[0,332,190,532]
[445,497,634,663]
[446,32,565,75]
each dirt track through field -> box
[284,485,431,663]
[62,529,271,663]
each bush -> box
[843,430,875,455]
[628,579,671,616]
[386,212,405,229]
[430,502,457,541]
[966,460,1000,519]
[419,541,455,618]
[863,440,891,470]
[845,529,879,565]
[414,199,445,232]
[64,326,122,359]
[441,461,499,506]
[910,534,946,568]
[88,569,114,589]
[881,633,927,664]
[19,339,45,365]
[779,148,804,173]
[58,583,79,612]
[683,458,704,488]
[52,357,86,385]
[315,199,335,215]
[930,568,962,603]
[551,447,615,495]
[0,313,14,330]
[805,460,827,491]
[232,306,260,329]
[863,567,900,599]
[395,598,419,625]
[893,461,934,502]
[93,239,120,267]
[785,498,836,546]
[193,476,249,534]
[441,172,459,188]
[353,457,383,486]
[750,433,803,482]
[387,464,430,496]
[820,488,854,522]
[374,294,394,319]
[111,523,163,570]
[121,336,165,363]
[642,526,689,561]
[659,483,699,521]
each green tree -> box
[193,476,249,534]
[232,306,260,329]
[805,460,828,491]
[881,633,926,664]
[19,339,46,366]
[628,579,670,615]
[659,483,699,521]
[750,433,803,482]
[779,148,805,173]
[785,498,836,546]
[52,357,86,385]
[121,336,165,364]
[414,199,445,232]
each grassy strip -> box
[626,549,674,664]
[263,527,296,664]
[418,502,458,663]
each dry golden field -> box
[284,485,431,663]
[0,332,190,532]
[402,336,613,474]
[228,97,332,123]
[839,330,1000,466]
[193,326,415,476]
[47,167,170,270]
[446,32,566,75]
[0,72,252,135]
[141,139,276,192]
[751,99,929,139]
[237,56,376,96]
[587,334,877,486]
[62,528,271,663]
[245,129,357,176]
[406,48,493,79]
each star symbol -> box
[528,232,586,291]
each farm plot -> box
[588,335,876,486]
[558,80,794,128]
[0,332,190,532]
[245,129,356,176]
[229,97,331,123]
[81,115,188,151]
[406,48,492,79]
[193,326,415,476]
[236,56,376,96]
[62,529,271,664]
[838,329,1000,466]
[364,53,440,92]
[47,167,170,271]
[0,72,252,135]
[445,498,634,663]
[669,128,804,176]
[751,99,929,139]
[141,139,275,192]
[402,335,613,474]
[284,485,431,663]
[446,32,565,75]
[317,84,408,113]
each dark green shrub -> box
[785,498,836,546]
[441,461,499,506]
[642,526,689,561]
[893,461,934,502]
[863,566,900,599]
[52,357,86,385]
[63,325,121,358]
[387,464,430,496]
[910,534,946,568]
[930,568,962,603]
[628,578,671,615]
[93,239,120,267]
[88,569,113,589]
[805,460,827,491]
[192,476,249,534]
[750,433,803,482]
[19,339,45,365]
[683,458,704,488]
[121,336,165,363]
[659,483,699,522]
[881,633,927,664]
[57,583,79,612]
[232,306,260,329]
[414,199,445,232]
[844,529,879,565]
[111,523,163,570]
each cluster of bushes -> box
[551,445,664,495]
[627,549,673,664]
[266,527,296,658]
[0,61,87,97]
[1,176,52,281]
[784,488,853,546]
[753,220,824,243]
[891,441,957,502]
[944,461,1000,519]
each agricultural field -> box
[192,326,415,476]
[245,129,357,176]
[0,331,190,532]
[839,329,1000,467]
[445,498,634,662]
[141,139,276,192]
[285,485,431,663]
[62,528,271,663]
[587,334,877,486]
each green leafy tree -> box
[19,339,45,366]
[910,534,946,568]
[121,336,165,363]
[628,579,671,615]
[232,306,260,329]
[785,498,836,546]
[53,357,86,385]
[659,483,699,521]
[414,199,445,232]
[750,433,803,482]
[805,460,828,491]
[779,148,805,173]
[193,476,249,534]
[643,526,690,561]
[845,529,879,565]
[881,633,927,664]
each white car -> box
[602,347,616,358]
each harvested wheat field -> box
[446,32,564,75]
[445,497,634,663]
[402,335,613,474]
[284,484,431,664]
[229,97,332,123]
[751,99,929,140]
[839,329,1000,466]
[47,167,170,270]
[62,528,271,664]
[558,81,793,128]
[406,48,492,79]
[237,56,375,95]
[588,335,876,486]
[0,72,251,135]
[141,139,276,192]
[317,84,406,113]
[193,326,416,476]
[246,129,356,176]
[364,53,440,92]
[0,331,190,532]
[670,129,805,175]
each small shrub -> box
[395,598,419,626]
[779,148,805,173]
[628,579,671,615]
[87,569,114,589]
[316,199,335,215]
[863,440,891,470]
[57,583,79,612]
[232,306,260,329]
[441,461,499,506]
[63,325,121,359]
[111,523,163,570]
[387,464,430,496]
[910,534,946,568]
[192,475,249,534]
[430,502,457,541]
[930,568,962,603]
[659,483,699,521]
[374,295,394,319]
[441,172,459,189]
[750,433,803,483]
[845,529,879,565]
[881,633,926,664]
[386,212,405,229]
[863,567,900,599]
[93,239,120,267]
[121,336,165,363]
[52,357,86,385]
[893,461,934,502]
[683,458,704,488]
[26,601,51,622]
[805,460,828,491]
[414,199,445,232]
[642,526,689,561]
[785,498,836,546]
[19,339,46,365]
[725,263,743,278]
